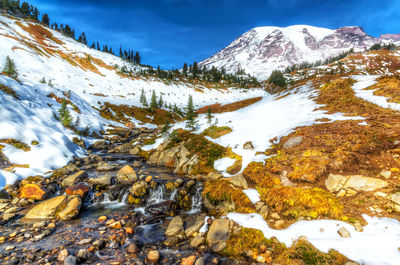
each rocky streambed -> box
[0,129,248,265]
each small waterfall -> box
[169,188,178,200]
[147,184,167,205]
[187,182,203,214]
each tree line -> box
[0,0,142,64]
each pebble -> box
[147,250,160,263]
[64,255,76,265]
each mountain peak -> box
[335,26,368,37]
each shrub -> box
[268,70,286,87]
[2,56,18,79]
[58,99,73,128]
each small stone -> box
[194,257,205,265]
[338,227,351,238]
[190,236,205,248]
[181,255,197,265]
[354,222,363,232]
[270,212,280,219]
[126,242,139,254]
[93,239,105,249]
[33,221,47,228]
[64,255,76,265]
[165,216,184,236]
[76,248,90,261]
[147,250,160,263]
[256,255,266,263]
[212,257,219,264]
[145,176,153,182]
[259,244,267,253]
[77,238,92,245]
[125,227,133,234]
[133,161,142,168]
[57,249,69,262]
[283,136,303,149]
[164,236,179,247]
[380,170,392,179]
[98,216,107,222]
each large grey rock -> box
[116,165,137,184]
[283,136,303,149]
[207,218,230,252]
[88,140,109,150]
[230,173,248,189]
[165,216,184,236]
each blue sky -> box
[28,0,400,69]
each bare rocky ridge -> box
[199,25,400,80]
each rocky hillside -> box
[199,25,400,80]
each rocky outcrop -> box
[325,174,388,196]
[25,195,81,220]
[147,141,199,174]
[207,218,230,252]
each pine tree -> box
[140,88,148,107]
[58,99,73,128]
[158,94,163,108]
[149,90,157,112]
[134,52,141,64]
[268,70,286,87]
[207,107,213,125]
[161,119,172,137]
[2,56,18,79]
[183,63,188,76]
[185,95,198,130]
[41,13,50,26]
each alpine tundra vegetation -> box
[0,0,400,264]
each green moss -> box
[0,139,31,152]
[31,140,39,146]
[202,126,232,139]
[288,240,345,265]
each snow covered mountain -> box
[199,25,400,80]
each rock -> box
[229,173,248,189]
[145,175,153,182]
[165,216,184,236]
[274,220,285,229]
[62,171,88,188]
[65,184,90,198]
[270,212,280,219]
[88,140,109,150]
[325,174,388,196]
[64,255,76,265]
[77,238,92,245]
[354,222,363,232]
[283,136,303,149]
[129,146,141,155]
[115,142,133,153]
[57,249,69,262]
[147,250,160,263]
[133,161,142,168]
[194,257,205,265]
[243,141,255,150]
[126,242,139,254]
[181,256,197,265]
[117,165,137,184]
[76,248,90,261]
[338,226,351,238]
[345,262,359,265]
[388,192,400,212]
[185,216,205,237]
[25,195,81,220]
[190,236,205,248]
[88,175,112,186]
[97,162,119,171]
[207,172,223,181]
[145,200,178,216]
[130,181,148,198]
[19,184,48,200]
[207,218,230,252]
[164,236,179,247]
[380,170,392,179]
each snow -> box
[352,75,400,111]
[171,84,363,175]
[242,189,260,204]
[213,157,236,176]
[141,137,165,151]
[227,213,400,265]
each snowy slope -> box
[200,25,400,80]
[0,14,265,187]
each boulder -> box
[97,162,119,171]
[229,173,248,189]
[132,161,142,168]
[185,216,205,237]
[338,226,351,238]
[129,181,148,198]
[25,195,81,220]
[190,236,205,248]
[88,175,112,186]
[283,136,303,149]
[129,146,141,155]
[181,256,197,265]
[115,143,133,153]
[388,192,400,212]
[62,171,88,188]
[207,218,230,252]
[325,174,388,196]
[65,184,90,198]
[165,216,184,236]
[147,250,160,263]
[243,141,255,150]
[88,140,109,150]
[145,200,178,216]
[117,165,137,184]
[19,184,48,200]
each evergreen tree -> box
[20,2,30,16]
[2,56,18,79]
[183,63,188,76]
[161,119,172,137]
[41,13,49,26]
[158,94,163,108]
[58,99,73,128]
[134,52,141,64]
[149,90,157,112]
[268,70,286,87]
[192,61,198,78]
[140,88,148,107]
[206,107,213,125]
[185,95,198,130]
